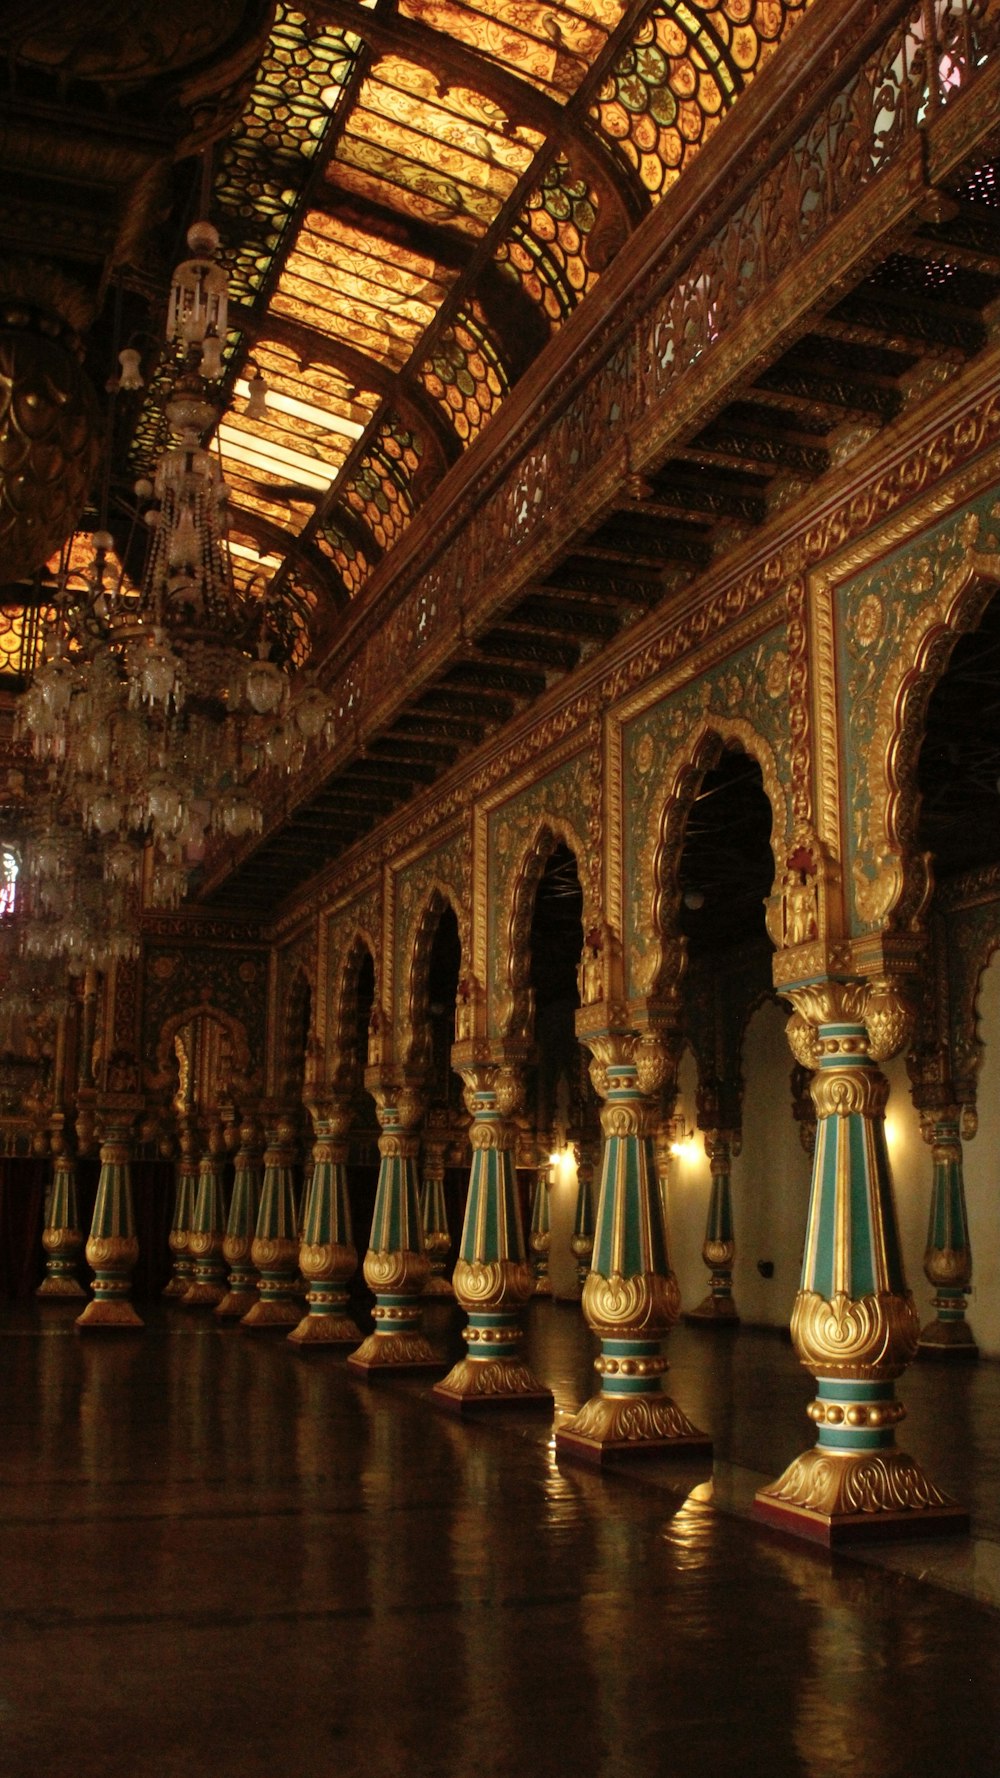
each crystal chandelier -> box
[16,212,332,927]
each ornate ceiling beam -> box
[304,0,648,234]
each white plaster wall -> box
[663,1006,813,1327]
[664,1044,710,1311]
[548,1145,582,1299]
[730,998,813,1328]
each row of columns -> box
[31,975,977,1545]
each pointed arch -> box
[854,551,1000,935]
[498,817,596,1041]
[328,928,379,1089]
[637,715,787,1001]
[398,881,467,1069]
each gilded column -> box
[289,1094,361,1345]
[241,1109,301,1329]
[433,1058,551,1412]
[570,1145,595,1294]
[420,1124,453,1296]
[75,1097,143,1330]
[754,979,966,1542]
[917,1105,977,1359]
[37,1106,85,1299]
[162,1115,198,1298]
[528,1151,553,1297]
[182,1117,229,1307]
[686,1130,741,1325]
[348,1074,439,1372]
[556,1013,710,1464]
[215,1114,263,1320]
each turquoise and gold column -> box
[182,1120,229,1307]
[162,1117,198,1298]
[75,1099,143,1330]
[348,1076,439,1372]
[754,981,966,1542]
[556,1020,710,1464]
[241,1110,301,1329]
[420,1130,453,1296]
[529,1153,553,1297]
[687,1130,740,1324]
[570,1146,595,1294]
[37,1115,85,1298]
[918,1106,977,1359]
[216,1115,263,1320]
[434,1059,551,1412]
[289,1095,361,1345]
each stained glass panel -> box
[494,154,600,325]
[274,209,455,366]
[397,1,628,100]
[316,518,373,600]
[419,304,508,444]
[326,55,541,237]
[343,420,421,554]
[213,6,364,309]
[591,0,811,201]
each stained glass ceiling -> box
[123,0,813,640]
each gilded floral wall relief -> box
[840,493,1000,937]
[142,942,266,1100]
[624,635,792,1001]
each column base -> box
[36,1273,86,1299]
[433,1356,553,1413]
[685,1293,740,1325]
[214,1288,259,1320]
[753,1446,969,1545]
[161,1275,190,1299]
[181,1279,227,1308]
[556,1392,712,1466]
[347,1331,442,1373]
[288,1312,363,1346]
[918,1316,979,1359]
[240,1295,301,1329]
[75,1297,144,1330]
[423,1276,454,1297]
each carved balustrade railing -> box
[206,0,1000,892]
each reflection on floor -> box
[1,1296,998,1778]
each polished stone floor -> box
[1,1294,998,1778]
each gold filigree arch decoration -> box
[947,903,1000,1111]
[856,550,1000,935]
[639,716,787,1000]
[398,880,467,1070]
[498,817,594,1042]
[149,1001,254,1107]
[327,929,378,1088]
